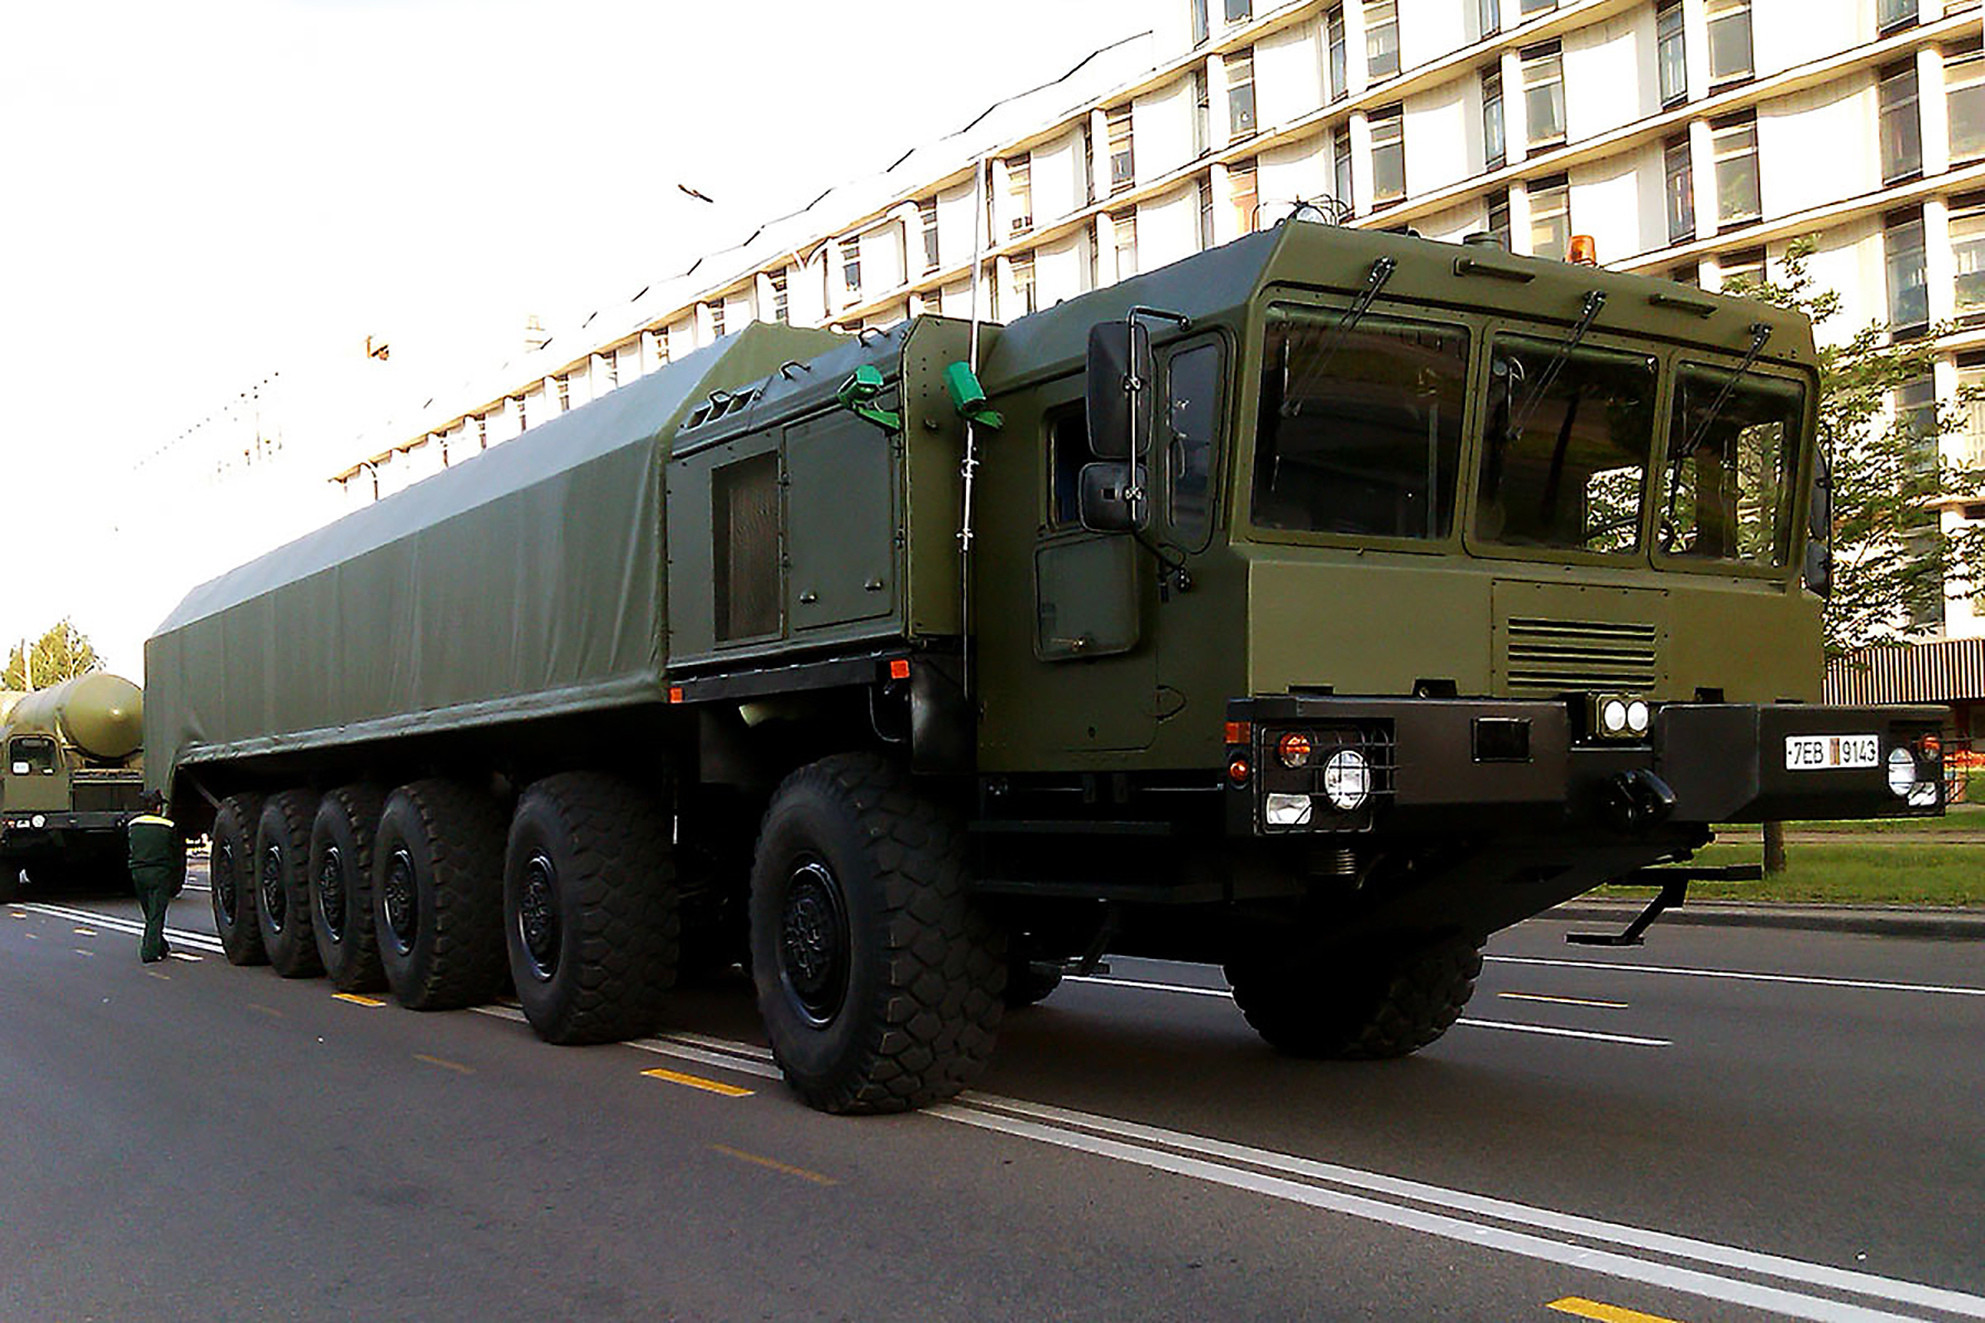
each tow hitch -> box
[1566,864,1762,946]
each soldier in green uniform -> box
[126,792,184,963]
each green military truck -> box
[145,220,1944,1113]
[0,673,147,899]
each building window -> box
[555,375,571,413]
[1657,1,1687,107]
[1370,106,1406,203]
[1522,42,1566,148]
[1231,159,1259,234]
[1878,0,1919,32]
[919,201,940,272]
[1192,66,1211,156]
[1711,113,1761,224]
[1664,134,1695,244]
[1191,0,1209,45]
[476,416,488,451]
[1228,47,1257,138]
[1008,156,1033,235]
[605,348,620,389]
[842,237,862,295]
[1887,210,1929,331]
[711,301,726,338]
[1486,189,1511,247]
[1879,61,1923,183]
[1480,0,1500,38]
[770,270,789,324]
[1670,261,1701,286]
[1012,254,1037,316]
[1482,66,1506,169]
[1365,0,1399,80]
[1720,246,1765,292]
[1113,208,1138,278]
[1107,107,1135,193]
[1706,0,1752,85]
[1226,0,1252,21]
[1327,6,1348,99]
[1519,0,1557,14]
[1949,42,1985,163]
[1959,354,1985,467]
[1951,194,1985,323]
[1199,174,1217,250]
[923,287,942,316]
[1529,174,1570,259]
[1333,132,1354,213]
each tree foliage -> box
[1728,238,1985,657]
[2,619,103,691]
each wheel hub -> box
[517,852,560,980]
[318,845,346,941]
[214,841,238,923]
[259,842,287,932]
[382,848,418,954]
[779,858,849,1027]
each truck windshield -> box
[1476,337,1659,555]
[9,736,56,776]
[1251,310,1468,540]
[1659,365,1803,567]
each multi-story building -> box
[335,0,1985,656]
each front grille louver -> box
[1503,617,1658,695]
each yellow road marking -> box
[72,948,94,957]
[641,1067,755,1098]
[144,970,171,981]
[709,1144,837,1186]
[334,993,386,1007]
[169,952,201,963]
[1548,1296,1689,1323]
[72,926,97,936]
[9,910,26,919]
[414,1054,474,1076]
[247,1003,283,1018]
[1500,991,1629,1010]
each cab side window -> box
[1046,405,1090,528]
[1167,342,1223,549]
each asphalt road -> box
[4,873,1981,1323]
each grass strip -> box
[1592,841,1985,907]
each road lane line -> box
[144,970,170,981]
[247,1004,283,1018]
[21,902,224,954]
[9,910,25,919]
[72,926,97,936]
[662,1032,774,1061]
[469,1005,786,1081]
[1454,1019,1668,1047]
[642,1068,753,1097]
[948,1093,1985,1320]
[72,948,93,957]
[933,1103,1937,1323]
[1487,955,1985,998]
[709,1144,835,1184]
[1550,1297,1689,1323]
[1500,992,1629,1009]
[334,994,386,1007]
[1067,974,1229,997]
[169,952,201,963]
[415,1054,474,1076]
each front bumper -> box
[1224,697,1946,837]
[0,811,136,858]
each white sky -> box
[0,0,1151,680]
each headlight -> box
[1600,698,1630,736]
[1264,792,1313,826]
[1886,748,1917,799]
[1322,748,1371,811]
[30,813,46,829]
[1626,700,1651,736]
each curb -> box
[1547,900,1985,939]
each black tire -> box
[255,790,322,978]
[211,793,268,966]
[309,784,387,992]
[504,772,680,1045]
[0,860,20,903]
[373,779,507,1011]
[748,753,1005,1114]
[1224,934,1483,1059]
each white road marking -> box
[468,1006,786,1081]
[1067,974,1228,997]
[1487,954,1985,999]
[1453,1018,1669,1047]
[19,902,225,954]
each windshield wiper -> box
[1283,256,1397,416]
[1659,321,1773,549]
[1507,288,1607,437]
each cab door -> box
[1151,336,1230,748]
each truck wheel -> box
[310,784,386,992]
[255,791,323,978]
[211,794,268,966]
[748,753,1004,1114]
[373,779,506,1011]
[1224,934,1483,1059]
[504,772,680,1045]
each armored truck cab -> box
[0,673,146,897]
[148,220,1941,1114]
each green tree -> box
[2,619,103,690]
[1728,238,1985,657]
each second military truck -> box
[1,673,146,899]
[146,220,1944,1113]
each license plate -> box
[1784,734,1880,770]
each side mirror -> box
[1086,319,1155,460]
[1078,461,1143,533]
[1804,445,1832,599]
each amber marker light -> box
[1224,720,1252,745]
[889,657,911,680]
[1277,731,1313,768]
[668,686,684,704]
[1567,234,1598,265]
[1228,756,1252,787]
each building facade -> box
[336,0,1985,643]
